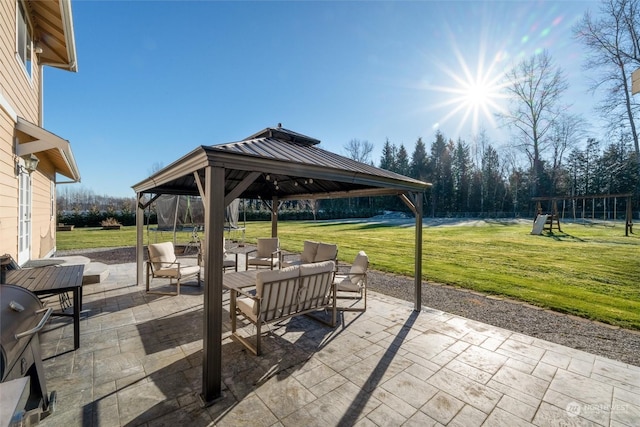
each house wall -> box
[0,112,19,258]
[0,0,55,261]
[32,164,56,258]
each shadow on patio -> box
[36,262,640,427]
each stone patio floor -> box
[35,261,640,427]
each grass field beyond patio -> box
[57,219,640,329]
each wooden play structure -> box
[532,193,635,236]
[532,198,562,233]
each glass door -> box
[18,170,32,264]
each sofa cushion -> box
[257,237,279,257]
[256,265,299,293]
[349,251,369,285]
[236,296,258,322]
[314,243,337,263]
[335,275,361,292]
[299,260,335,276]
[298,261,335,309]
[255,265,299,318]
[148,242,176,270]
[301,240,319,263]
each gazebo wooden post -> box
[414,192,423,312]
[271,196,278,237]
[399,191,424,312]
[201,165,225,404]
[135,192,145,285]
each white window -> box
[16,1,33,78]
[18,166,32,264]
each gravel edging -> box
[58,246,640,367]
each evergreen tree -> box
[428,131,454,216]
[379,138,397,171]
[452,138,472,214]
[600,138,639,195]
[410,137,429,181]
[482,145,505,214]
[395,144,410,175]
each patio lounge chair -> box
[198,238,237,272]
[334,251,368,312]
[245,237,281,270]
[146,241,201,295]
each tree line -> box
[360,131,638,219]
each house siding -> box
[0,112,19,258]
[32,166,56,257]
[1,0,54,262]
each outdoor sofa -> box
[282,240,338,268]
[230,260,336,355]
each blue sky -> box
[45,0,601,198]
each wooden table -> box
[223,270,258,327]
[4,265,84,350]
[223,269,258,290]
[227,245,255,271]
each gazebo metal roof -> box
[133,125,428,199]
[132,125,431,405]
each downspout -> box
[38,63,43,125]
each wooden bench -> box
[229,260,336,355]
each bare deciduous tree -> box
[574,0,640,162]
[343,139,374,164]
[498,50,569,196]
[549,113,588,193]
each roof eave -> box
[132,147,210,194]
[31,0,78,72]
[15,117,80,181]
[59,0,78,72]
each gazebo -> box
[131,125,431,404]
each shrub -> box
[101,217,121,227]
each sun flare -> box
[426,45,510,137]
[466,82,493,107]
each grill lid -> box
[1,284,45,381]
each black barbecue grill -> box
[1,284,56,423]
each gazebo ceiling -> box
[132,126,431,199]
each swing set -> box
[531,193,635,236]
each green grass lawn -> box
[57,219,640,329]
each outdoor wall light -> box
[22,153,40,173]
